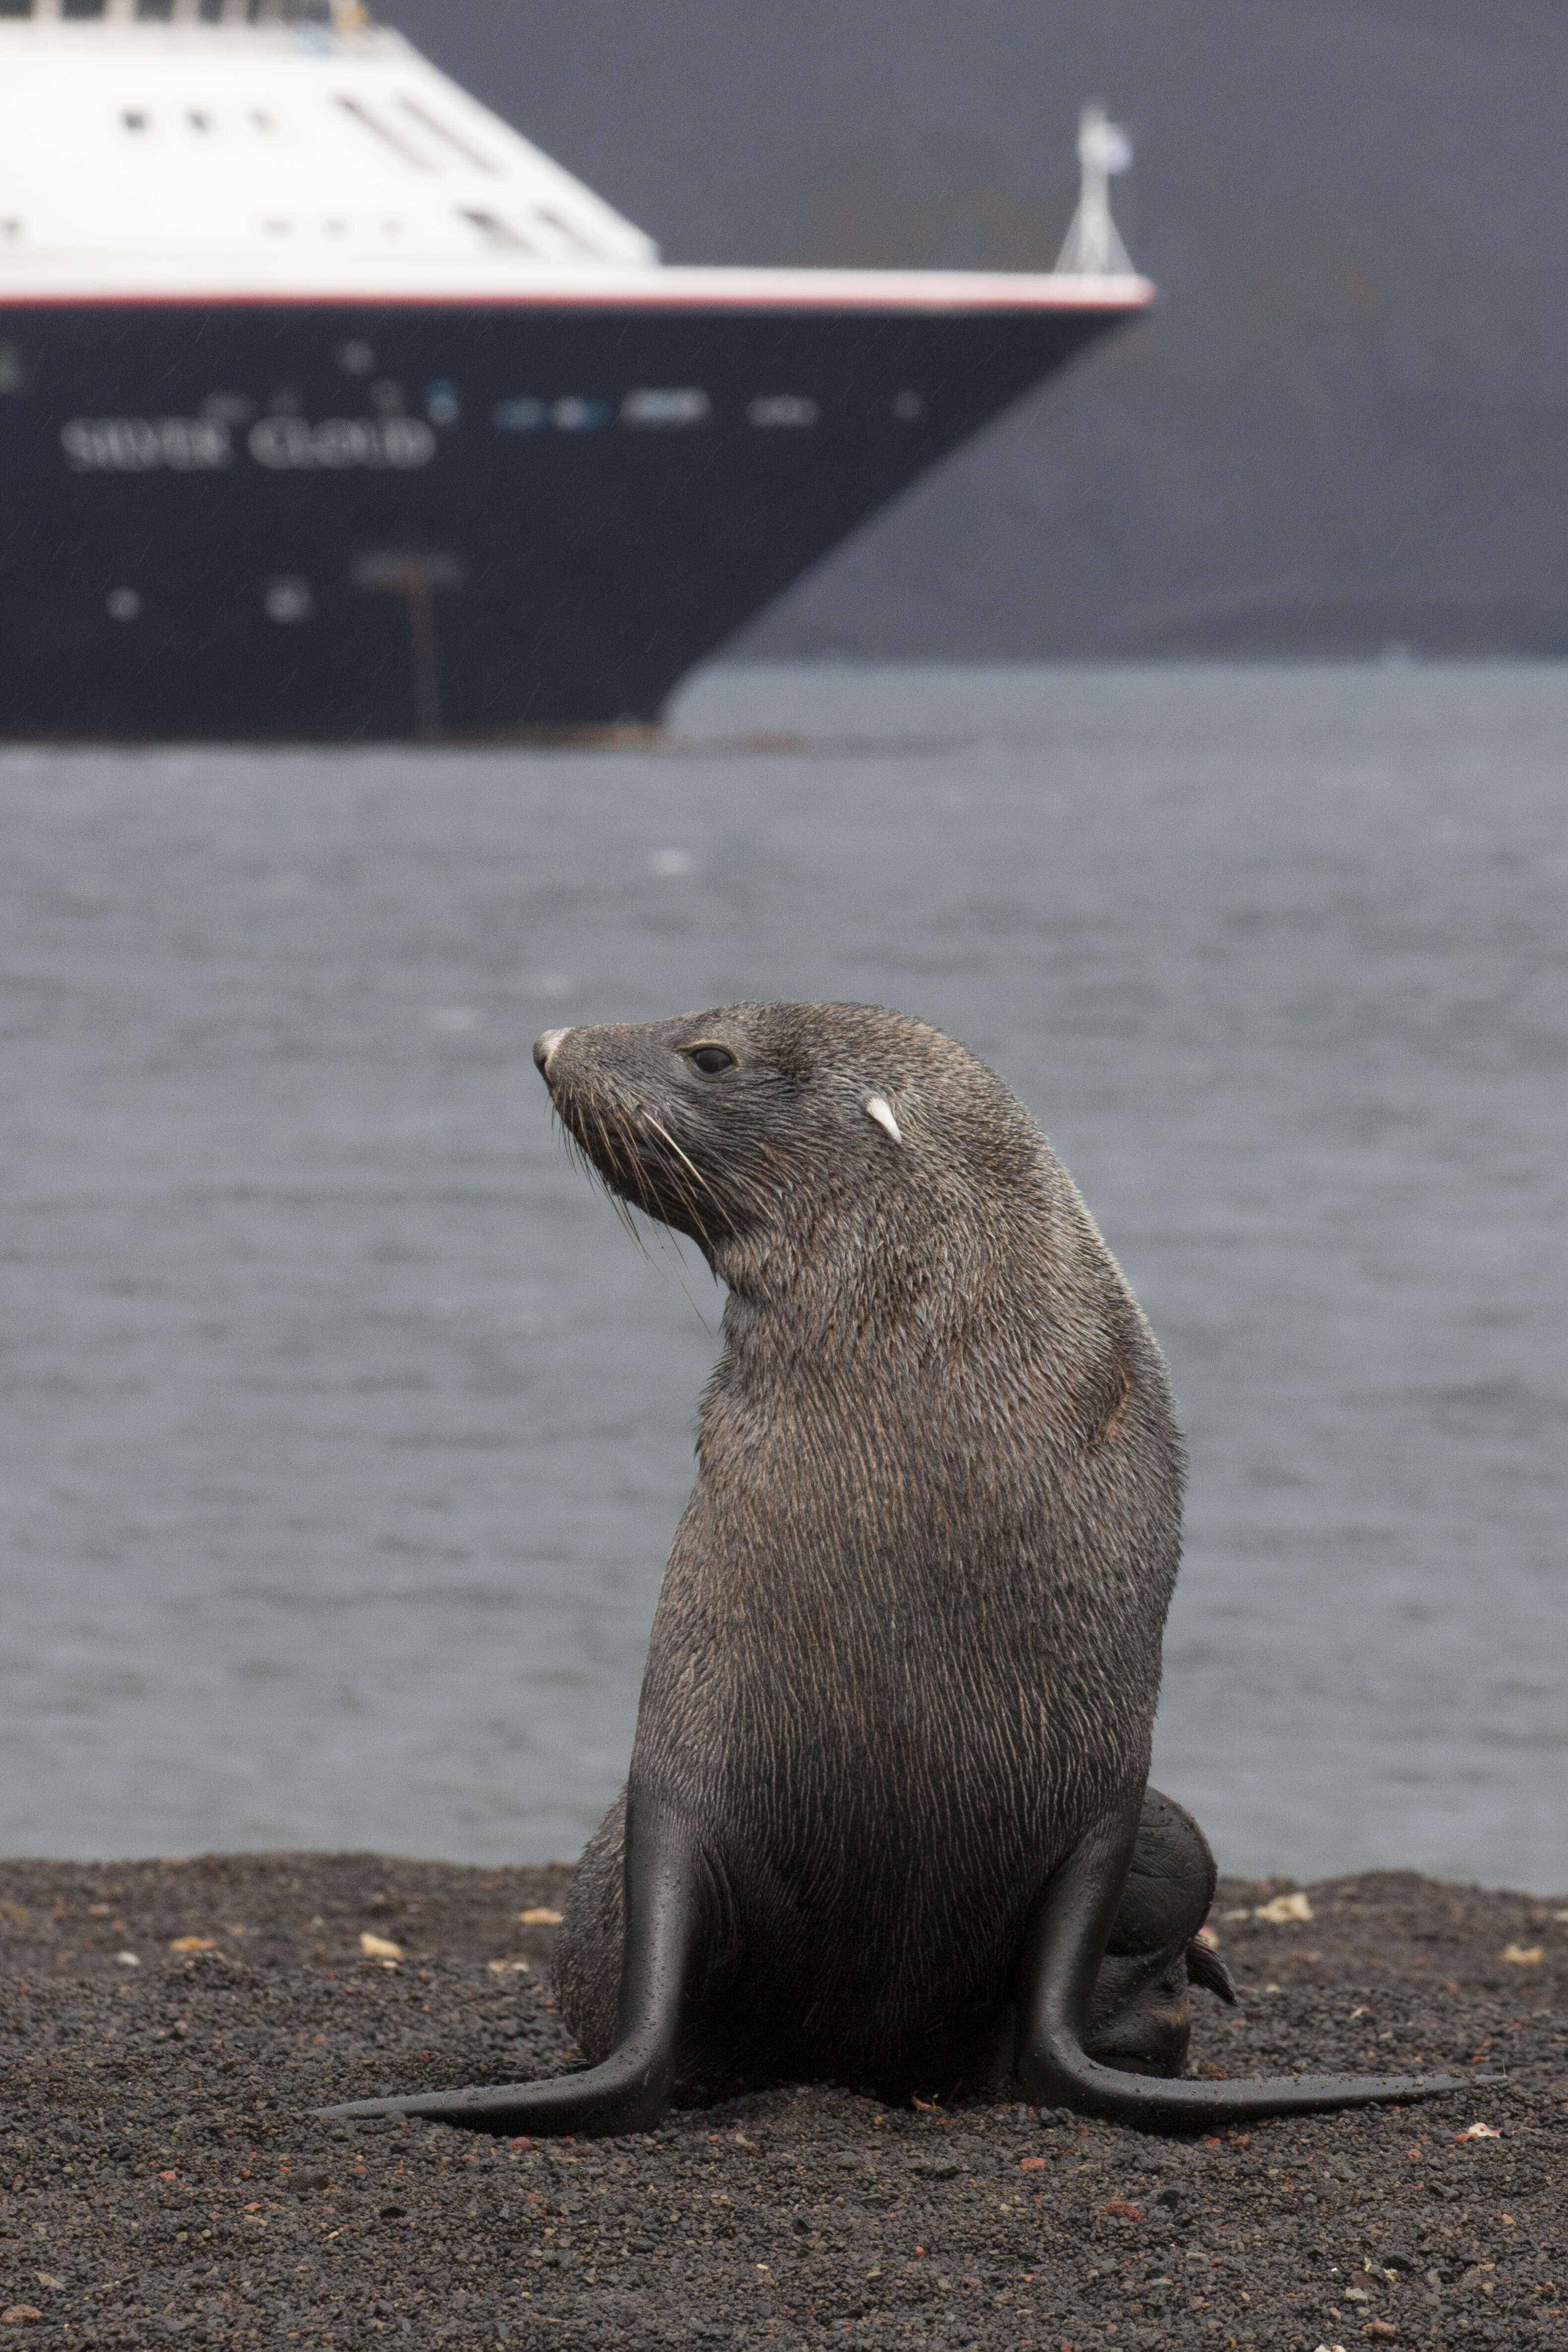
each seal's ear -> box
[865,1094,902,1144]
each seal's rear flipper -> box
[1017,1801,1467,2125]
[1080,1786,1232,2075]
[315,1794,710,2139]
[1185,1935,1238,2005]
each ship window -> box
[263,218,295,236]
[747,394,820,429]
[136,0,175,18]
[122,111,150,132]
[397,97,497,174]
[188,111,212,133]
[622,388,711,429]
[0,2,33,19]
[63,0,108,18]
[335,94,434,172]
[262,577,314,626]
[0,220,23,239]
[197,0,224,17]
[552,397,607,432]
[460,209,533,251]
[250,108,278,132]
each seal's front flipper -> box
[316,1793,710,2138]
[1017,1799,1466,2125]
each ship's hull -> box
[0,294,1133,737]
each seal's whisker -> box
[644,1114,710,1193]
[637,1117,715,1247]
[610,1107,664,1222]
[563,1095,650,1256]
[669,1170,713,1249]
[649,1228,716,1337]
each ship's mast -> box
[1054,101,1134,275]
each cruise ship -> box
[0,0,1151,739]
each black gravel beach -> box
[0,1854,1563,2348]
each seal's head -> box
[532,1001,1049,1278]
[529,999,1164,1479]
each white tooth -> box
[865,1094,902,1144]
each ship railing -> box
[3,1,365,26]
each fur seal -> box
[322,1002,1464,2133]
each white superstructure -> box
[0,0,659,285]
[0,1,1149,312]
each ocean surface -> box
[0,663,1563,1893]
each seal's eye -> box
[685,1044,736,1077]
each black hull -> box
[0,298,1129,737]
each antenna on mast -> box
[1054,101,1134,275]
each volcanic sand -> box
[1,1854,1564,2347]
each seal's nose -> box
[533,1027,570,1081]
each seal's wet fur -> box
[320,1001,1466,2132]
[547,1002,1208,2098]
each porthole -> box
[622,387,710,428]
[494,397,546,432]
[747,394,819,429]
[552,397,606,432]
[262,576,314,625]
[106,588,143,623]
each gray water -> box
[1,664,1563,1892]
